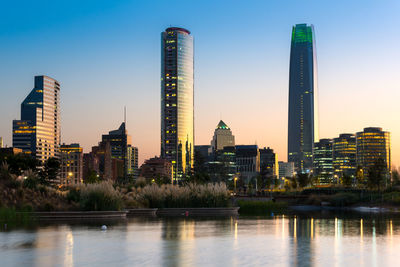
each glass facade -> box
[288,24,319,173]
[13,76,60,164]
[333,134,356,179]
[313,139,333,184]
[161,27,194,182]
[356,127,391,179]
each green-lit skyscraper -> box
[161,27,194,182]
[288,24,319,173]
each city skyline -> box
[0,0,399,168]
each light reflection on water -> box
[1,214,400,266]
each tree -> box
[341,174,352,187]
[356,166,364,187]
[392,168,400,186]
[367,158,387,190]
[297,173,310,188]
[39,157,60,185]
[85,169,100,184]
[1,153,39,175]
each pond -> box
[1,211,399,266]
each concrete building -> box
[60,144,83,186]
[211,120,235,151]
[288,24,319,173]
[259,147,279,178]
[161,27,194,182]
[13,75,61,164]
[140,157,173,183]
[236,145,260,184]
[127,145,139,179]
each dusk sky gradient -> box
[0,0,399,166]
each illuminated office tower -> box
[0,137,3,148]
[333,134,356,179]
[60,143,83,186]
[13,75,60,163]
[356,127,391,178]
[288,24,319,173]
[161,27,194,182]
[313,138,333,184]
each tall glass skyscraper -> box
[13,75,60,164]
[288,24,319,172]
[161,27,194,182]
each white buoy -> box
[101,225,107,231]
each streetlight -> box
[234,176,238,194]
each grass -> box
[238,200,288,215]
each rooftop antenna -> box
[124,106,126,125]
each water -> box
[1,212,400,266]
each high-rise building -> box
[236,145,260,184]
[13,75,61,163]
[356,127,391,179]
[211,120,235,151]
[127,145,139,179]
[278,161,295,180]
[161,27,194,182]
[333,134,356,179]
[0,137,3,148]
[313,138,333,184]
[259,147,279,178]
[288,24,319,173]
[60,143,83,186]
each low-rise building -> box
[140,157,172,183]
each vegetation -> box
[128,183,230,208]
[238,200,288,215]
[79,181,123,211]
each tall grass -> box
[79,181,123,211]
[134,183,230,208]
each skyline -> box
[1,0,400,167]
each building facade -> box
[278,161,295,179]
[288,24,319,173]
[140,157,173,183]
[127,145,139,179]
[313,138,333,184]
[161,27,194,183]
[356,127,391,179]
[211,120,235,151]
[0,137,3,148]
[60,144,83,186]
[333,134,356,179]
[259,147,279,178]
[236,145,260,184]
[13,75,61,164]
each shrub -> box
[79,181,123,211]
[238,200,288,215]
[23,177,38,189]
[66,187,80,203]
[328,193,359,207]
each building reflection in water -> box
[288,216,315,267]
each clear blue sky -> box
[1,0,400,166]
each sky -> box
[0,0,399,167]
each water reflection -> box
[1,213,400,266]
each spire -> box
[216,120,230,130]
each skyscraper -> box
[288,24,319,173]
[333,133,356,179]
[211,120,235,151]
[161,27,194,182]
[13,75,60,163]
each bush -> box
[328,193,359,207]
[238,200,288,215]
[66,187,80,203]
[79,181,123,211]
[23,177,38,189]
